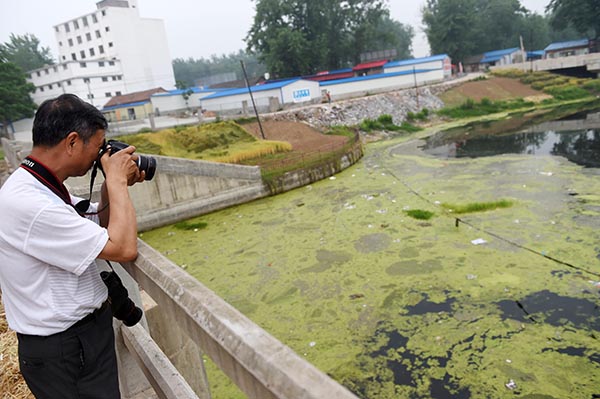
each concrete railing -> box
[116,239,358,399]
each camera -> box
[100,139,156,181]
[100,270,143,327]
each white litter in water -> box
[329,176,336,180]
[505,379,517,390]
[471,238,487,245]
[309,341,316,347]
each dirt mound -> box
[242,120,348,152]
[440,77,545,106]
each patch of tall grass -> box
[441,200,514,214]
[404,209,435,220]
[113,121,291,162]
[359,114,422,133]
[437,98,534,118]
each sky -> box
[0,0,550,63]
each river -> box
[142,108,600,398]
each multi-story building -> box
[27,0,175,108]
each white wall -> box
[322,69,444,100]
[385,57,452,78]
[151,91,217,114]
[280,80,321,104]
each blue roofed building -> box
[150,87,220,116]
[544,39,590,59]
[384,54,452,78]
[480,48,526,68]
[200,79,321,115]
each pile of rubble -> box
[265,85,446,129]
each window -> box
[117,76,122,80]
[89,48,95,57]
[99,45,104,54]
[59,41,63,46]
[80,50,86,59]
[62,55,66,61]
[65,23,70,32]
[115,91,122,96]
[80,62,87,68]
[105,26,110,32]
[108,42,113,48]
[68,38,73,46]
[87,93,94,99]
[73,20,79,29]
[108,61,115,66]
[95,30,101,38]
[92,14,98,23]
[63,64,67,70]
[71,53,77,61]
[102,77,108,82]
[83,78,90,83]
[55,26,59,32]
[67,80,71,86]
[105,92,112,97]
[40,86,44,92]
[53,66,57,72]
[77,36,82,44]
[86,33,92,41]
[36,71,40,77]
[112,76,117,81]
[44,69,49,75]
[82,16,88,26]
[49,84,53,90]
[99,61,105,67]
[101,10,106,16]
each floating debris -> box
[471,238,487,245]
[329,176,336,180]
[466,274,477,280]
[349,293,365,300]
[505,379,517,390]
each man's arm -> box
[97,146,143,262]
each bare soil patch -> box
[242,120,348,152]
[440,77,545,106]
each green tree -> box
[246,0,408,78]
[172,50,266,87]
[422,0,479,62]
[547,0,599,39]
[0,33,53,72]
[0,61,36,138]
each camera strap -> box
[20,156,99,215]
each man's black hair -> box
[32,94,108,147]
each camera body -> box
[99,139,156,180]
[100,270,143,327]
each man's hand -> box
[100,145,144,186]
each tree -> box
[422,0,479,62]
[0,61,37,138]
[245,0,410,78]
[172,50,266,87]
[0,33,53,72]
[547,0,600,39]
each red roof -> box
[103,87,167,108]
[352,60,388,71]
[307,71,355,82]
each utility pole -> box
[413,66,420,108]
[240,60,265,139]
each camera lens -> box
[137,155,156,181]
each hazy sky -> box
[0,0,550,62]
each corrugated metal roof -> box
[319,68,438,86]
[544,39,589,52]
[103,100,149,111]
[480,48,520,64]
[201,79,301,100]
[385,54,449,68]
[103,87,166,108]
[353,60,388,71]
[152,87,216,97]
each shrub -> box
[404,209,435,220]
[441,200,513,214]
[544,85,590,100]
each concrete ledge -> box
[123,241,358,399]
[121,324,199,399]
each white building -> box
[384,54,452,79]
[151,88,219,115]
[27,0,175,108]
[200,79,321,115]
